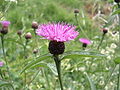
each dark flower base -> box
[48,41,65,55]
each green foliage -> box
[0,0,119,89]
[114,57,120,64]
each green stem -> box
[117,64,120,90]
[97,33,105,50]
[54,55,63,90]
[0,69,4,79]
[75,14,79,26]
[1,35,14,89]
[103,65,117,89]
[1,35,10,78]
[23,39,29,88]
[117,3,120,90]
[74,13,89,39]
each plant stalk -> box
[117,3,120,90]
[53,55,63,90]
[1,35,10,78]
[97,33,105,50]
[23,39,29,88]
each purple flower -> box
[79,38,91,45]
[0,61,4,67]
[36,22,79,42]
[0,21,11,28]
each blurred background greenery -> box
[0,0,119,90]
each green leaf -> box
[61,51,105,60]
[20,54,52,74]
[4,38,24,46]
[85,72,96,90]
[0,81,13,88]
[47,63,57,76]
[112,9,120,15]
[114,57,120,64]
[30,63,48,69]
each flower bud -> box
[0,27,8,35]
[102,28,108,34]
[33,49,38,54]
[48,41,65,55]
[114,0,120,3]
[82,43,87,48]
[74,9,79,14]
[25,32,32,39]
[32,21,38,29]
[17,30,22,36]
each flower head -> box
[36,23,79,42]
[79,38,91,45]
[0,21,10,28]
[0,61,4,67]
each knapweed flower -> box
[0,61,4,67]
[36,22,79,55]
[0,21,10,28]
[79,38,91,48]
[0,21,10,34]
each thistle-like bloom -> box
[0,21,10,28]
[79,38,91,44]
[0,61,4,67]
[79,38,91,48]
[36,23,79,42]
[36,23,79,55]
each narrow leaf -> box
[61,51,105,60]
[20,54,52,74]
[85,72,96,90]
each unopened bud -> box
[114,0,120,3]
[102,28,108,34]
[0,27,8,35]
[17,30,22,36]
[33,49,38,54]
[32,21,38,29]
[74,9,79,14]
[25,32,32,39]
